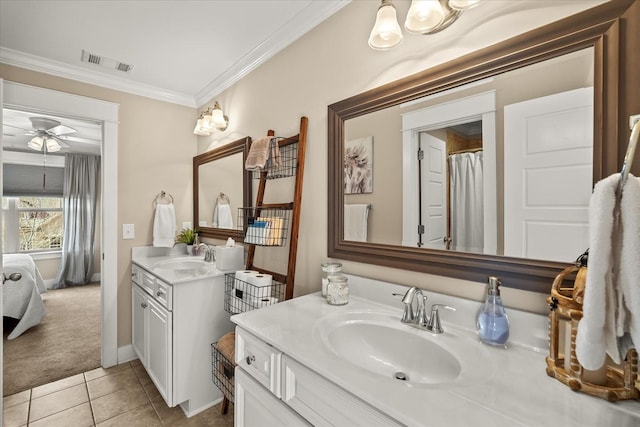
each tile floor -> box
[3,360,234,426]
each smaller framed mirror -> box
[193,137,252,240]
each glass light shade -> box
[201,109,215,132]
[448,0,480,10]
[405,0,445,34]
[45,137,61,152]
[211,107,228,130]
[368,2,403,50]
[193,118,211,136]
[28,136,44,151]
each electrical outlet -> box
[630,114,640,130]
[122,224,135,240]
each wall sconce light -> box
[193,101,229,135]
[369,0,480,50]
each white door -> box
[504,87,593,262]
[146,297,173,406]
[420,133,447,249]
[131,285,147,364]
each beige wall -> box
[197,0,606,314]
[0,64,196,346]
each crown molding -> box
[194,0,351,107]
[0,47,197,107]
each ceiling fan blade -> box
[48,124,76,136]
[3,123,33,133]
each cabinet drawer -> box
[236,328,282,397]
[281,355,400,427]
[131,264,141,286]
[155,280,172,310]
[138,268,156,296]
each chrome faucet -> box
[197,243,216,263]
[395,287,456,333]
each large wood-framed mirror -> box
[328,0,638,294]
[194,136,252,240]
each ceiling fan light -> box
[45,137,61,152]
[405,0,445,34]
[448,0,480,11]
[28,136,44,151]
[368,0,403,50]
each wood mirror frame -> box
[328,0,638,294]
[194,136,252,240]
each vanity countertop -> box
[131,245,231,285]
[231,278,640,426]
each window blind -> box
[3,164,65,197]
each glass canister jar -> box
[321,262,342,297]
[326,275,349,306]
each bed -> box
[3,254,47,339]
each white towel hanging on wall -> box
[344,204,370,242]
[153,203,176,247]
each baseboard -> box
[180,396,223,418]
[117,344,137,364]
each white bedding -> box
[3,254,47,339]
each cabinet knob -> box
[245,355,256,365]
[141,302,147,309]
[156,289,164,297]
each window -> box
[2,197,64,253]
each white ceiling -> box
[0,0,349,155]
[0,0,349,108]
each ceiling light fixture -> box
[369,0,480,50]
[28,133,61,153]
[193,101,229,135]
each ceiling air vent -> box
[81,50,134,73]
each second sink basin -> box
[152,257,211,276]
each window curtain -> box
[53,153,100,288]
[449,151,484,253]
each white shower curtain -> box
[449,151,484,253]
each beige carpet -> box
[3,283,101,396]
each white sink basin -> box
[314,310,493,387]
[152,257,211,276]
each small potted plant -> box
[175,228,197,254]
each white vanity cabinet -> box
[234,328,399,427]
[131,262,234,417]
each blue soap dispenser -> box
[477,276,509,346]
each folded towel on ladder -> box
[245,136,281,170]
[153,203,176,247]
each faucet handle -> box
[427,304,456,334]
[417,295,429,327]
[394,288,418,323]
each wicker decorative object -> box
[546,264,639,401]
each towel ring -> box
[216,192,230,206]
[153,191,174,207]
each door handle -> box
[2,272,22,284]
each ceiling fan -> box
[26,117,74,153]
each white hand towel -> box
[153,203,176,248]
[576,174,621,369]
[213,203,234,229]
[619,175,640,352]
[344,204,369,242]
